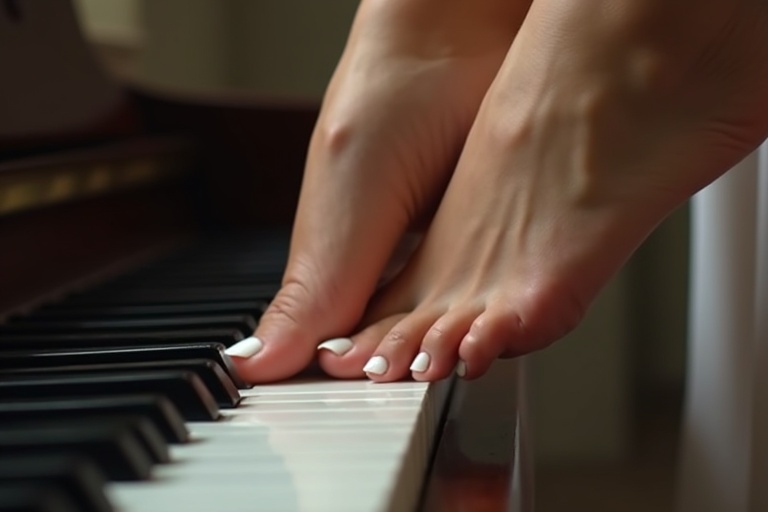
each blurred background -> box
[74,1,690,509]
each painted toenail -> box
[317,338,354,356]
[409,352,431,373]
[363,356,389,375]
[456,360,467,378]
[225,336,264,358]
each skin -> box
[229,0,530,382]
[230,0,768,383]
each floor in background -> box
[535,391,681,512]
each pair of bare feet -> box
[227,0,768,383]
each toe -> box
[411,306,480,381]
[317,315,404,379]
[457,306,522,380]
[229,278,360,383]
[365,310,442,382]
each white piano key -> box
[243,378,430,395]
[232,397,424,411]
[221,406,424,424]
[110,483,394,512]
[207,418,415,431]
[237,390,426,403]
[151,455,405,477]
[184,425,412,444]
[109,377,451,512]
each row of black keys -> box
[0,235,288,512]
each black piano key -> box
[134,258,282,274]
[101,272,282,288]
[1,415,170,466]
[0,456,112,512]
[143,249,284,263]
[63,285,279,305]
[127,268,283,282]
[0,415,169,467]
[0,329,243,351]
[0,483,80,512]
[154,245,287,263]
[0,314,258,337]
[0,395,189,443]
[0,343,246,388]
[0,420,154,481]
[0,371,220,421]
[150,246,286,261]
[3,360,241,408]
[151,243,283,260]
[28,301,267,321]
[107,415,170,464]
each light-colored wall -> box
[140,0,231,90]
[76,0,357,96]
[530,273,632,463]
[74,0,142,46]
[229,1,358,99]
[629,207,689,392]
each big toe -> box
[229,227,419,383]
[229,268,366,383]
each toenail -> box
[225,336,264,358]
[456,360,467,378]
[317,338,354,356]
[363,356,389,375]
[409,352,431,373]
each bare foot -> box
[228,0,531,382]
[321,0,768,382]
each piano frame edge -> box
[420,358,534,512]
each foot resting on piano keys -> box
[228,0,768,383]
[225,0,530,383]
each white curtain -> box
[677,143,768,512]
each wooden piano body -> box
[0,2,532,510]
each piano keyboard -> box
[109,380,448,512]
[0,233,451,512]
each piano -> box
[0,2,532,511]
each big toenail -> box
[456,360,467,377]
[409,352,431,373]
[225,336,264,358]
[363,356,389,375]
[317,338,354,356]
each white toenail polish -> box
[225,336,264,358]
[456,360,467,378]
[363,356,389,375]
[410,352,431,373]
[317,338,354,356]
